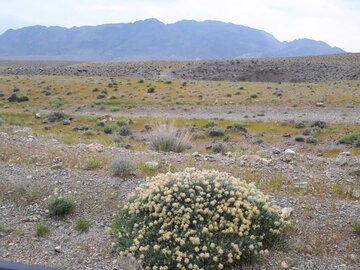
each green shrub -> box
[119,125,132,136]
[228,123,247,133]
[294,122,305,129]
[150,125,191,153]
[47,197,75,216]
[211,142,227,154]
[306,137,318,144]
[112,168,287,269]
[104,126,114,134]
[8,93,29,102]
[49,96,63,108]
[206,127,225,137]
[311,121,327,129]
[96,120,105,127]
[147,87,155,93]
[204,120,218,128]
[110,157,135,177]
[117,120,128,127]
[353,220,360,235]
[338,134,360,147]
[303,127,321,137]
[84,159,101,170]
[75,218,90,233]
[113,136,124,145]
[36,223,50,237]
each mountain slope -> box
[0,19,344,60]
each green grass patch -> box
[36,223,50,237]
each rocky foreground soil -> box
[0,127,359,270]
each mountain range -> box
[0,19,344,60]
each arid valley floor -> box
[0,54,359,270]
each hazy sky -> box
[0,0,359,52]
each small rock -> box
[281,261,288,269]
[349,169,360,177]
[349,254,357,262]
[62,119,71,125]
[27,136,36,142]
[35,113,41,119]
[54,246,62,253]
[294,135,306,142]
[98,115,113,123]
[145,161,159,170]
[192,152,201,157]
[315,102,325,107]
[293,182,309,189]
[281,207,294,219]
[339,151,351,157]
[352,189,360,199]
[285,149,295,155]
[51,164,63,170]
[272,148,281,155]
[87,143,104,152]
[335,157,348,166]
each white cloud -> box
[0,0,358,52]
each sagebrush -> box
[112,168,288,269]
[110,157,136,177]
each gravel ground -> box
[1,53,359,82]
[0,130,359,270]
[57,105,360,124]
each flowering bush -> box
[112,168,287,269]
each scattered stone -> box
[54,246,62,253]
[51,164,63,170]
[87,143,104,152]
[145,161,160,170]
[339,151,351,157]
[281,207,294,219]
[316,102,325,107]
[295,135,306,142]
[280,261,288,269]
[285,149,295,155]
[293,182,309,189]
[63,119,71,125]
[272,148,281,154]
[226,124,247,133]
[349,169,360,177]
[144,124,152,131]
[352,189,360,199]
[335,157,348,166]
[98,115,113,123]
[239,155,270,166]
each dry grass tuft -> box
[150,124,192,153]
